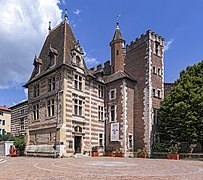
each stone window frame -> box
[153,133,161,144]
[33,84,40,97]
[73,73,83,91]
[109,104,117,122]
[157,67,161,77]
[20,117,25,130]
[98,84,104,98]
[20,109,25,115]
[157,89,161,99]
[98,105,104,121]
[109,89,117,100]
[153,108,159,125]
[35,64,40,76]
[153,66,157,75]
[98,133,104,147]
[48,76,56,92]
[154,41,161,57]
[73,96,83,116]
[128,133,133,149]
[49,55,56,68]
[47,98,55,117]
[33,104,39,120]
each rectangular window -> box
[153,89,156,97]
[110,105,115,122]
[21,109,25,115]
[99,133,103,147]
[0,111,3,116]
[153,109,159,125]
[48,99,55,117]
[2,129,6,135]
[154,133,160,143]
[109,89,116,100]
[129,134,133,149]
[153,66,156,74]
[98,106,104,121]
[20,118,25,130]
[74,74,82,91]
[98,85,104,98]
[2,120,5,125]
[48,77,55,92]
[33,104,39,120]
[155,42,160,56]
[74,97,83,116]
[158,68,161,76]
[157,89,161,99]
[34,84,40,97]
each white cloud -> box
[164,39,174,52]
[0,0,62,89]
[24,88,28,99]
[85,57,99,67]
[83,49,99,67]
[73,9,81,16]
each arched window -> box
[74,126,82,133]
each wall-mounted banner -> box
[111,123,119,141]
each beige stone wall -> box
[0,110,11,134]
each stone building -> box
[23,11,165,157]
[0,106,11,135]
[10,101,28,136]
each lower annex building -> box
[11,11,166,157]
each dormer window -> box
[35,64,40,75]
[50,55,56,67]
[33,56,42,76]
[76,56,81,66]
[48,45,58,68]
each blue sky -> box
[0,0,203,107]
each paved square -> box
[0,156,202,179]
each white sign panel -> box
[111,123,119,141]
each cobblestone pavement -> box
[0,156,202,180]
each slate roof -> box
[25,20,77,86]
[104,70,136,84]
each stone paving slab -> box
[0,156,202,179]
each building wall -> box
[0,107,11,135]
[10,101,28,136]
[125,31,164,153]
[105,79,135,155]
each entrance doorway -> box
[74,136,81,153]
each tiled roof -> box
[0,106,11,112]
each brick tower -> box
[125,30,164,154]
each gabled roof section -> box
[104,70,136,84]
[25,20,77,86]
[39,20,76,68]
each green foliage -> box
[159,61,203,146]
[0,133,14,141]
[137,148,147,154]
[14,135,26,151]
[152,143,170,152]
[168,144,181,154]
[105,146,115,152]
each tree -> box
[159,61,203,149]
[14,135,26,155]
